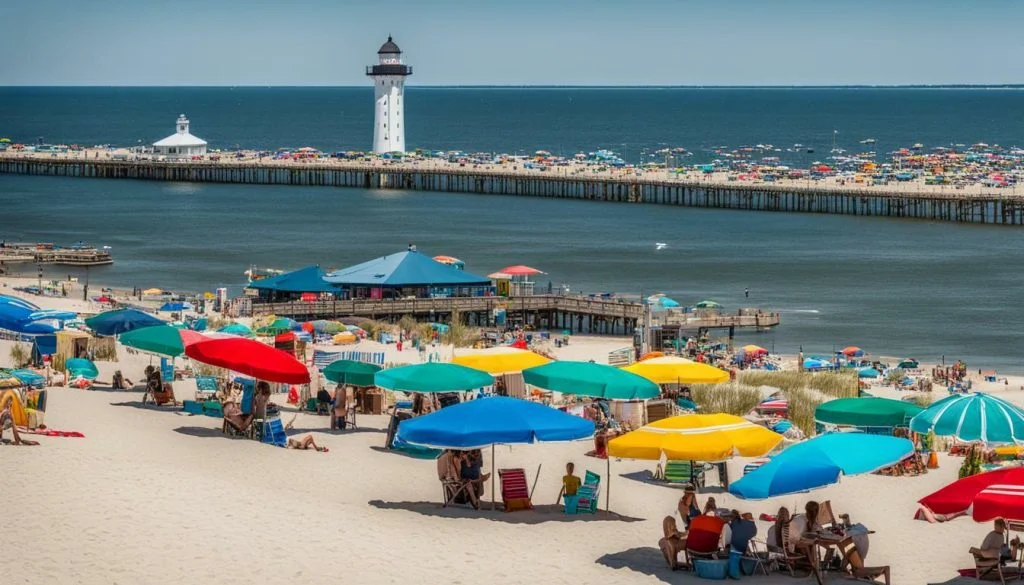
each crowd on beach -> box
[4,276,1024,585]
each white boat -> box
[655,242,668,250]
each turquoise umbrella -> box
[730,433,914,499]
[910,392,1024,444]
[522,361,659,400]
[375,363,494,393]
[119,325,190,357]
[65,358,99,380]
[217,323,254,337]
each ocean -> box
[2,87,1024,370]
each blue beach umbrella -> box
[729,433,914,500]
[5,369,45,388]
[397,396,595,509]
[803,358,828,370]
[85,308,164,336]
[910,392,1024,445]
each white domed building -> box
[153,114,207,158]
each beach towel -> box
[18,428,85,438]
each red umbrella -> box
[184,337,310,384]
[499,265,544,276]
[919,467,1024,521]
[300,293,317,302]
[301,322,315,334]
[510,338,528,350]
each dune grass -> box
[735,370,857,436]
[691,383,765,417]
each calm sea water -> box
[2,88,1024,370]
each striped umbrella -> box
[910,392,1024,444]
[919,467,1024,522]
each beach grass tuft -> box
[691,383,764,416]
[8,342,30,368]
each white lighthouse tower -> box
[366,36,412,153]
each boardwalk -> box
[250,294,779,336]
[5,153,1023,224]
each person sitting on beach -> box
[789,501,822,558]
[971,519,1021,563]
[678,486,701,529]
[0,400,39,446]
[703,497,718,516]
[559,462,582,503]
[459,449,491,497]
[111,370,132,390]
[767,507,791,549]
[726,511,758,578]
[286,434,328,452]
[438,450,480,509]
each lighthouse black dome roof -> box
[377,36,401,54]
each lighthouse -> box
[366,36,412,153]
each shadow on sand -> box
[595,546,673,583]
[110,400,183,412]
[172,426,230,439]
[368,500,643,524]
[617,470,727,494]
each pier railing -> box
[4,154,1021,224]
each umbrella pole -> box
[491,444,496,511]
[606,455,611,513]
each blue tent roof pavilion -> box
[248,265,336,294]
[324,249,491,289]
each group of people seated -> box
[663,493,888,584]
[663,486,759,579]
[436,448,490,509]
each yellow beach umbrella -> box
[142,287,164,295]
[452,347,551,374]
[623,356,729,384]
[608,413,783,461]
[332,331,357,344]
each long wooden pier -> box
[251,294,779,336]
[5,155,1022,224]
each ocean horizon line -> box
[3,84,1024,90]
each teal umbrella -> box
[256,317,296,335]
[217,323,254,337]
[119,325,191,357]
[323,360,382,387]
[522,361,659,400]
[66,358,99,380]
[910,392,1024,444]
[695,300,721,309]
[375,363,493,393]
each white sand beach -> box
[2,282,1023,585]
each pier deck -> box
[251,294,779,336]
[2,154,1024,225]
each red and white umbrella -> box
[974,483,1024,522]
[918,467,1024,521]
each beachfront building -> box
[153,114,207,158]
[246,265,336,303]
[324,246,492,300]
[366,36,412,153]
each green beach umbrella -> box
[323,360,382,387]
[522,361,660,400]
[695,300,722,309]
[217,323,254,337]
[374,363,494,393]
[815,396,923,428]
[256,317,296,335]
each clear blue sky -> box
[3,0,1023,86]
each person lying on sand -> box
[286,434,328,452]
[915,505,967,523]
[0,403,39,446]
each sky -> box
[2,0,1023,86]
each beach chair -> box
[684,514,725,569]
[567,470,601,515]
[194,376,218,401]
[436,452,474,508]
[498,468,532,512]
[779,522,818,583]
[655,460,709,489]
[659,516,687,570]
[743,459,769,476]
[836,538,890,584]
[743,539,772,576]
